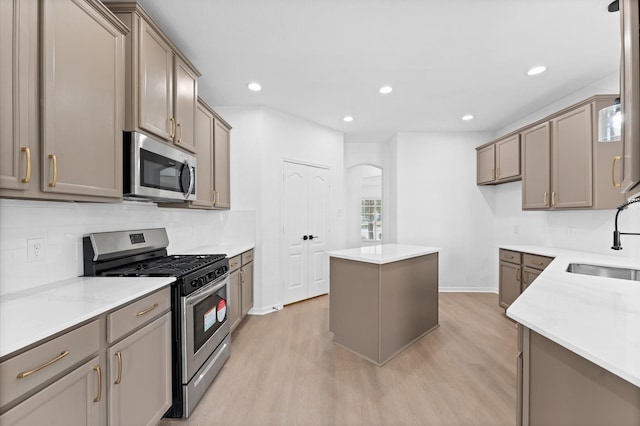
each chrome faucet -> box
[612,197,640,250]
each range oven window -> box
[193,292,227,354]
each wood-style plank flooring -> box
[160,293,516,426]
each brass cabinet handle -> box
[48,154,57,187]
[177,123,183,143]
[516,268,520,282]
[93,365,102,402]
[505,255,514,260]
[496,167,500,178]
[240,269,244,283]
[551,191,556,206]
[523,270,528,285]
[17,351,69,379]
[532,261,544,267]
[491,168,495,179]
[211,190,217,204]
[114,351,122,385]
[136,303,159,317]
[544,192,548,207]
[21,147,31,183]
[169,117,176,138]
[612,156,622,188]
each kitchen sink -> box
[566,263,640,281]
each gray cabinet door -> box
[620,0,640,195]
[107,313,171,426]
[40,0,123,199]
[496,134,520,180]
[241,262,253,318]
[173,56,198,153]
[191,100,215,208]
[0,0,37,194]
[0,357,101,426]
[139,18,173,141]
[551,104,593,208]
[499,261,521,309]
[476,144,495,184]
[521,267,541,291]
[229,269,242,332]
[213,118,231,209]
[522,123,551,210]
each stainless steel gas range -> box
[83,228,230,418]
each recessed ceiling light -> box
[247,82,262,91]
[343,116,354,122]
[379,86,393,95]
[527,66,547,76]
[462,114,474,121]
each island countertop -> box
[327,244,440,265]
[504,245,640,387]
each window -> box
[361,199,382,241]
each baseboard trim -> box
[248,304,284,315]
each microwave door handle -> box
[188,164,195,198]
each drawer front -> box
[0,320,100,409]
[523,253,553,270]
[229,255,241,272]
[500,249,521,264]
[241,249,254,265]
[107,287,170,344]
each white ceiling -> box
[135,0,620,142]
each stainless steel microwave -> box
[123,131,196,202]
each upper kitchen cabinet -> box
[521,95,625,210]
[212,110,231,209]
[106,2,200,154]
[159,98,231,210]
[476,134,521,185]
[620,0,640,197]
[1,0,126,202]
[0,0,38,194]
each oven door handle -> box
[185,276,229,307]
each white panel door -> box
[282,161,330,305]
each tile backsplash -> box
[0,199,255,296]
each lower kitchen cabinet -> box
[499,249,553,310]
[0,287,172,426]
[107,312,172,426]
[0,357,101,426]
[229,249,254,333]
[517,325,640,426]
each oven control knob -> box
[191,279,198,287]
[198,277,207,287]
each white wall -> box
[0,199,255,296]
[215,106,345,313]
[395,131,496,291]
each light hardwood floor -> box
[160,293,517,426]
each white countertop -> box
[0,276,174,358]
[175,242,254,258]
[327,244,440,264]
[503,245,640,387]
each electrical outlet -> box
[27,238,45,262]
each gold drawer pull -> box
[516,268,520,282]
[531,261,544,267]
[177,123,183,144]
[544,192,548,207]
[114,351,122,385]
[612,156,622,188]
[48,154,57,187]
[551,191,556,206]
[93,365,102,402]
[505,255,514,260]
[21,147,31,183]
[17,351,70,379]
[136,303,159,317]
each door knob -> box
[302,235,308,240]
[309,235,318,240]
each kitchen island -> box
[328,244,439,366]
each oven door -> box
[181,274,230,382]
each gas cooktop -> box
[101,254,226,277]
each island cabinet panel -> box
[329,258,380,362]
[379,254,438,362]
[518,326,640,426]
[329,252,439,366]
